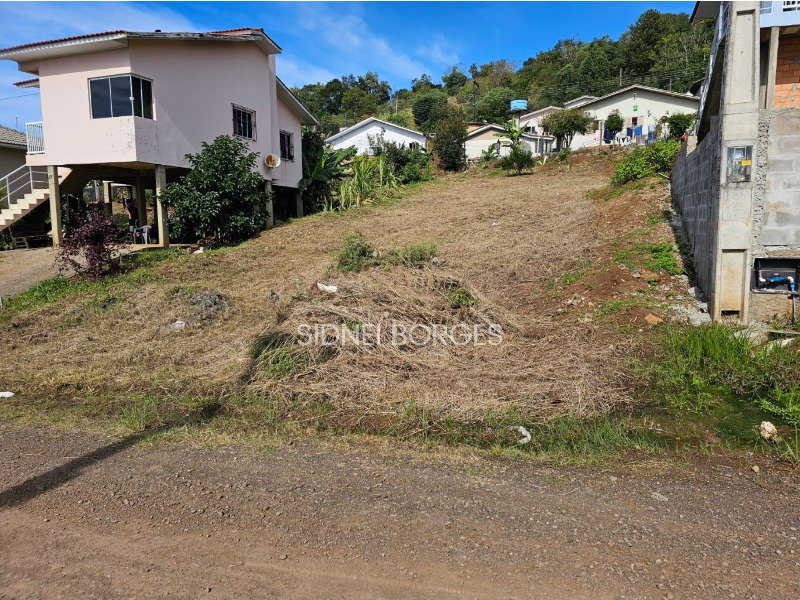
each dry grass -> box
[1,157,638,426]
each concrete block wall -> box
[671,127,722,298]
[774,35,800,109]
[758,109,800,247]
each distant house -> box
[464,123,554,161]
[518,106,562,135]
[0,125,26,176]
[0,28,319,244]
[563,95,598,109]
[326,117,426,155]
[567,85,699,150]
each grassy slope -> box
[1,155,688,452]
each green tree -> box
[161,135,268,245]
[475,86,515,123]
[442,68,468,95]
[604,111,624,149]
[432,105,467,172]
[666,112,695,138]
[541,109,593,149]
[412,89,448,131]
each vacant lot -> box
[0,156,680,436]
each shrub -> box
[161,135,268,245]
[55,204,124,280]
[611,139,681,186]
[499,145,534,174]
[336,231,380,272]
[393,241,437,265]
[370,136,432,184]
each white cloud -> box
[283,2,433,84]
[0,2,201,46]
[277,56,336,88]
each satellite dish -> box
[265,154,281,168]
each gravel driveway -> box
[1,425,798,599]
[0,247,60,298]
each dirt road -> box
[1,425,798,599]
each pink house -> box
[0,28,318,246]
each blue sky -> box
[0,1,693,130]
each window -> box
[631,117,639,126]
[89,75,153,119]
[233,105,255,140]
[279,130,294,161]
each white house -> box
[518,106,561,135]
[568,85,700,150]
[0,28,319,245]
[326,117,426,155]
[564,95,597,109]
[464,124,554,161]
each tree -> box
[432,105,467,172]
[160,135,268,245]
[495,119,528,149]
[541,109,593,149]
[666,112,695,138]
[604,111,624,149]
[412,90,448,131]
[475,86,515,123]
[442,68,468,95]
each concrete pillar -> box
[766,27,780,109]
[154,165,169,248]
[265,181,274,229]
[47,166,63,247]
[295,189,303,218]
[135,176,147,226]
[102,181,112,216]
[712,2,761,322]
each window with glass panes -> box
[89,75,153,119]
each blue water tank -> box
[510,99,528,112]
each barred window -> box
[233,105,256,140]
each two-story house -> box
[0,27,318,246]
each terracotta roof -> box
[0,30,125,54]
[0,125,27,148]
[13,78,39,88]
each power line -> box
[0,92,39,102]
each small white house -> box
[464,124,554,161]
[325,117,426,155]
[567,85,699,150]
[518,106,562,135]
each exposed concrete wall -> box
[671,126,722,299]
[757,109,800,247]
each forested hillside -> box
[292,9,713,135]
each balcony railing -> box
[25,121,44,154]
[0,165,48,210]
[761,1,800,27]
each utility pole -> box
[619,68,622,88]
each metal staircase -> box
[0,165,49,233]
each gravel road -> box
[1,425,798,599]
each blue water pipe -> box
[759,272,797,326]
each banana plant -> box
[300,144,357,213]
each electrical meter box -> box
[726,145,752,183]
[752,257,800,293]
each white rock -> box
[759,421,778,441]
[316,282,338,294]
